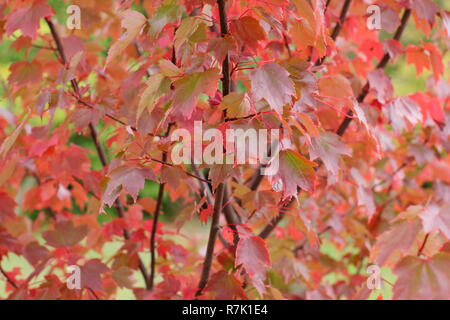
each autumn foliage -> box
[0,0,450,300]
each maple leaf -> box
[235,226,271,296]
[205,270,246,299]
[443,11,450,37]
[423,43,444,81]
[410,92,445,124]
[148,0,182,39]
[208,164,235,190]
[219,92,251,119]
[8,61,42,89]
[0,226,22,254]
[318,74,354,109]
[43,221,88,248]
[351,167,376,219]
[5,2,53,39]
[309,132,351,182]
[370,217,422,266]
[250,63,296,114]
[0,191,16,222]
[380,6,401,33]
[410,0,439,24]
[271,149,317,198]
[80,259,109,291]
[221,226,235,245]
[137,73,171,120]
[199,204,213,224]
[419,204,450,239]
[383,97,422,133]
[112,266,135,289]
[367,69,394,104]
[105,10,147,68]
[172,68,221,119]
[405,45,431,76]
[230,16,266,52]
[393,253,450,299]
[23,242,49,267]
[102,165,156,208]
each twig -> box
[195,183,225,296]
[246,2,354,238]
[195,0,230,296]
[75,97,162,138]
[315,0,352,66]
[336,8,411,136]
[149,123,173,289]
[87,287,100,300]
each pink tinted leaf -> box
[250,63,296,114]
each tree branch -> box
[149,123,173,290]
[45,17,150,289]
[195,0,230,296]
[248,2,355,238]
[315,0,352,66]
[336,8,411,136]
[195,183,225,296]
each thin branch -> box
[330,0,352,41]
[258,198,295,239]
[294,226,332,253]
[336,8,411,136]
[144,157,211,184]
[87,287,100,300]
[315,0,352,66]
[149,123,173,290]
[195,182,225,297]
[75,97,162,138]
[245,1,353,193]
[45,17,150,289]
[195,0,229,296]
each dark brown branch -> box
[330,0,352,41]
[149,169,165,290]
[315,0,352,66]
[294,226,332,253]
[246,0,353,193]
[45,18,150,289]
[195,0,230,296]
[258,198,294,239]
[149,122,173,290]
[75,96,161,138]
[246,1,355,233]
[195,182,225,296]
[147,157,211,184]
[336,8,411,136]
[217,0,230,98]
